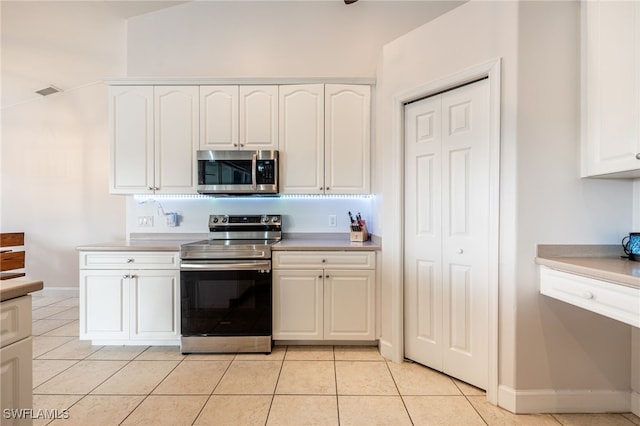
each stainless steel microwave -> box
[196,150,279,195]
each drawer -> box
[80,251,179,270]
[0,295,31,347]
[540,266,640,328]
[274,251,375,270]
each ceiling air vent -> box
[35,86,62,96]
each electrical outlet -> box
[138,216,154,227]
[329,215,337,227]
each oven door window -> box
[181,269,271,336]
[199,159,253,185]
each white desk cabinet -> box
[539,266,640,328]
[79,251,180,345]
[273,251,376,341]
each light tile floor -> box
[30,294,640,426]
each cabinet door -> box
[79,270,129,340]
[155,86,199,193]
[582,1,640,177]
[1,337,32,425]
[324,269,375,340]
[240,86,278,150]
[200,86,239,150]
[273,269,323,340]
[325,85,371,193]
[279,84,325,194]
[109,86,154,194]
[130,270,180,340]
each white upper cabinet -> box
[279,84,325,194]
[200,85,278,150]
[240,86,278,149]
[199,86,239,150]
[154,86,199,193]
[582,0,640,178]
[325,84,371,193]
[109,85,198,194]
[109,85,154,193]
[279,84,371,194]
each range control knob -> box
[212,217,219,224]
[221,216,228,224]
[272,216,279,223]
[262,215,270,224]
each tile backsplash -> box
[126,195,374,237]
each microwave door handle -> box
[252,153,257,190]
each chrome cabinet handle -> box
[127,258,134,263]
[636,153,640,160]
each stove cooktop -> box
[180,214,282,260]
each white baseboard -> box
[36,287,79,298]
[379,338,397,361]
[499,385,631,414]
[632,391,639,417]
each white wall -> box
[376,0,633,412]
[126,1,463,79]
[1,2,128,287]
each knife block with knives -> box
[348,211,369,242]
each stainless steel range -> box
[179,214,282,354]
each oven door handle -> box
[180,260,271,272]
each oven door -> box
[180,260,272,337]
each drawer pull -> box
[580,291,594,300]
[127,258,134,263]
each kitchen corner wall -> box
[126,196,374,236]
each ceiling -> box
[104,1,190,18]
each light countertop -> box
[76,233,381,252]
[0,278,43,302]
[535,244,640,290]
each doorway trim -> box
[387,58,501,404]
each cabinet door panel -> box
[324,270,375,340]
[155,86,198,193]
[325,85,371,194]
[273,269,323,340]
[131,270,180,339]
[200,86,239,150]
[109,86,154,193]
[240,86,278,149]
[1,337,33,420]
[279,84,324,194]
[80,271,128,339]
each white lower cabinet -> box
[0,295,32,426]
[79,251,180,344]
[273,251,376,341]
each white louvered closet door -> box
[404,78,490,390]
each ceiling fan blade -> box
[344,0,358,4]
